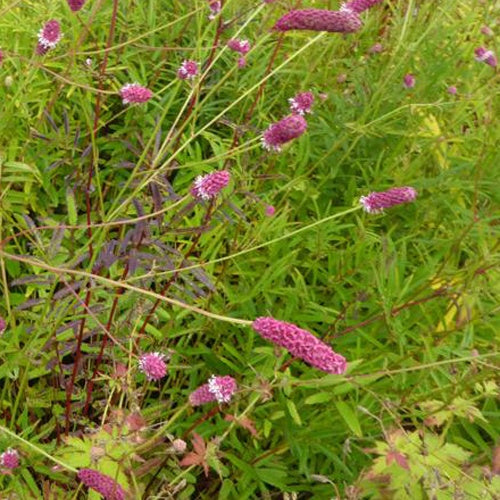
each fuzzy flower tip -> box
[0,316,6,335]
[447,86,457,95]
[37,20,62,55]
[474,47,497,67]
[289,91,314,115]
[252,317,347,374]
[78,469,125,500]
[0,49,4,66]
[119,83,153,105]
[177,60,199,80]
[189,375,237,406]
[403,73,416,89]
[190,170,230,200]
[360,187,417,214]
[0,449,19,469]
[67,0,86,11]
[227,39,251,55]
[274,9,362,33]
[208,0,221,20]
[262,115,307,152]
[341,0,383,14]
[139,352,167,381]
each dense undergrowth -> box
[0,0,499,498]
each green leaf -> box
[286,399,302,426]
[335,401,362,437]
[66,187,78,225]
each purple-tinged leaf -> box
[43,109,59,132]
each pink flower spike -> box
[474,47,497,67]
[177,60,199,80]
[237,57,246,68]
[274,9,362,33]
[447,86,457,95]
[403,73,416,89]
[262,115,307,152]
[252,317,347,374]
[360,186,417,213]
[78,469,125,500]
[341,0,383,14]
[138,352,167,381]
[0,449,19,469]
[0,49,4,66]
[189,375,237,406]
[0,316,6,335]
[227,39,251,55]
[66,0,86,11]
[38,20,62,52]
[191,170,230,200]
[119,83,153,105]
[289,91,314,115]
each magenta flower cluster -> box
[252,317,347,374]
[360,187,417,213]
[37,20,62,55]
[341,0,384,14]
[191,170,230,200]
[189,375,238,406]
[119,83,153,105]
[178,60,199,80]
[227,39,251,67]
[274,9,362,33]
[78,469,125,500]
[403,73,416,89]
[262,115,307,152]
[0,449,19,470]
[138,352,167,380]
[289,91,314,115]
[66,0,86,11]
[208,0,221,20]
[0,316,6,335]
[474,47,497,67]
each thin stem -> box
[0,425,78,473]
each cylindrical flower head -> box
[77,469,125,500]
[274,9,362,33]
[119,83,153,105]
[227,39,251,55]
[138,352,167,381]
[341,0,383,14]
[447,86,457,95]
[67,0,86,11]
[289,91,314,115]
[189,375,237,406]
[360,186,417,213]
[190,170,230,200]
[0,449,19,469]
[252,317,347,374]
[0,49,4,66]
[403,73,416,89]
[474,47,497,67]
[38,20,62,52]
[262,115,307,152]
[0,316,6,335]
[177,60,199,80]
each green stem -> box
[0,425,78,473]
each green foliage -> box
[0,0,498,497]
